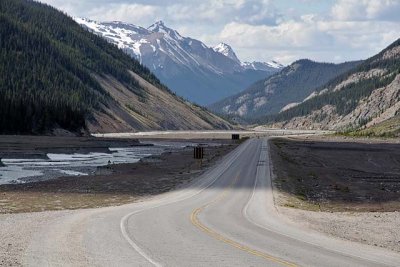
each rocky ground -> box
[270,135,400,252]
[270,136,400,212]
[277,206,400,253]
[0,210,74,266]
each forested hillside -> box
[210,59,360,120]
[261,39,400,131]
[0,0,230,134]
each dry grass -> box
[0,192,138,213]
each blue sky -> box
[39,0,400,65]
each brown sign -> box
[232,134,240,140]
[194,147,204,159]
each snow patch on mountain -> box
[74,17,149,60]
[242,61,285,71]
[213,43,240,64]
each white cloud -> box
[332,0,400,21]
[87,4,159,25]
[218,20,332,49]
[214,15,400,64]
[163,0,279,26]
[37,0,400,65]
[39,1,160,26]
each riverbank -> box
[0,135,141,159]
[0,139,236,213]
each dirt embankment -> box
[270,136,400,252]
[270,136,400,212]
[0,139,237,213]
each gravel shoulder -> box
[0,210,74,266]
[277,206,400,253]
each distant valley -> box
[211,38,400,136]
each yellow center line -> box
[189,174,298,267]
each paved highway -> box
[25,138,400,266]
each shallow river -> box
[0,141,200,185]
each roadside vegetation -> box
[340,115,400,138]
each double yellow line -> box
[190,174,297,267]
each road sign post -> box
[194,146,204,159]
[194,146,204,168]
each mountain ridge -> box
[210,59,361,121]
[261,38,400,131]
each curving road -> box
[25,138,400,266]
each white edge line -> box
[120,213,163,267]
[120,139,251,266]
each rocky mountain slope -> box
[210,59,360,120]
[263,38,400,131]
[74,18,283,104]
[0,0,231,135]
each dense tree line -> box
[0,0,170,134]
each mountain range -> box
[210,59,361,120]
[261,38,400,133]
[2,0,398,137]
[0,0,231,135]
[74,18,283,104]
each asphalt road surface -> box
[25,138,400,266]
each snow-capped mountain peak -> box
[74,17,282,73]
[147,20,184,41]
[74,17,284,104]
[213,42,240,64]
[213,42,284,72]
[154,20,165,26]
[148,20,166,31]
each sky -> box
[39,0,400,65]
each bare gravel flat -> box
[0,210,73,266]
[277,206,400,253]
